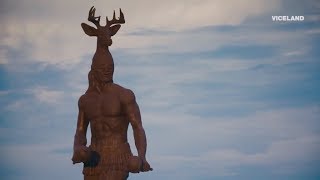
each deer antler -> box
[106,8,125,27]
[88,6,101,27]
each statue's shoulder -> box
[77,94,87,108]
[83,91,99,97]
[78,92,96,105]
[112,83,135,102]
[112,83,132,93]
[79,93,90,101]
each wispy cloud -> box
[0,49,9,64]
[27,86,65,104]
[1,0,320,180]
[0,90,10,96]
[143,106,320,179]
[2,105,319,179]
[0,0,283,67]
[151,135,320,177]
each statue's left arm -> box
[123,89,153,172]
[72,95,91,164]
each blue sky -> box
[1,0,320,179]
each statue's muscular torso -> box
[80,83,130,147]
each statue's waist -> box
[83,142,133,175]
[89,142,131,154]
[88,114,126,120]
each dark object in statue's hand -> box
[72,146,91,164]
[84,151,101,167]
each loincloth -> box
[83,142,133,176]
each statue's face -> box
[93,63,114,83]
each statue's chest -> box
[84,93,122,119]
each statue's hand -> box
[141,159,153,172]
[128,156,152,173]
[72,146,91,164]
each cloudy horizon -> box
[1,0,320,179]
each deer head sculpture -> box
[81,6,125,47]
[82,6,125,90]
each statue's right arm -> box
[72,96,90,164]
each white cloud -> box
[143,105,320,160]
[1,142,81,180]
[4,100,26,111]
[166,135,320,175]
[2,86,319,179]
[88,0,281,30]
[305,28,320,34]
[146,106,320,177]
[305,14,320,22]
[1,0,283,67]
[283,50,306,57]
[28,86,65,104]
[0,49,9,64]
[2,0,282,30]
[0,90,10,96]
[1,1,319,178]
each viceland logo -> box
[272,16,305,22]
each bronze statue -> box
[72,6,152,180]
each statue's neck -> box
[95,80,113,94]
[94,44,113,61]
[96,45,110,54]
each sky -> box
[0,0,320,179]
